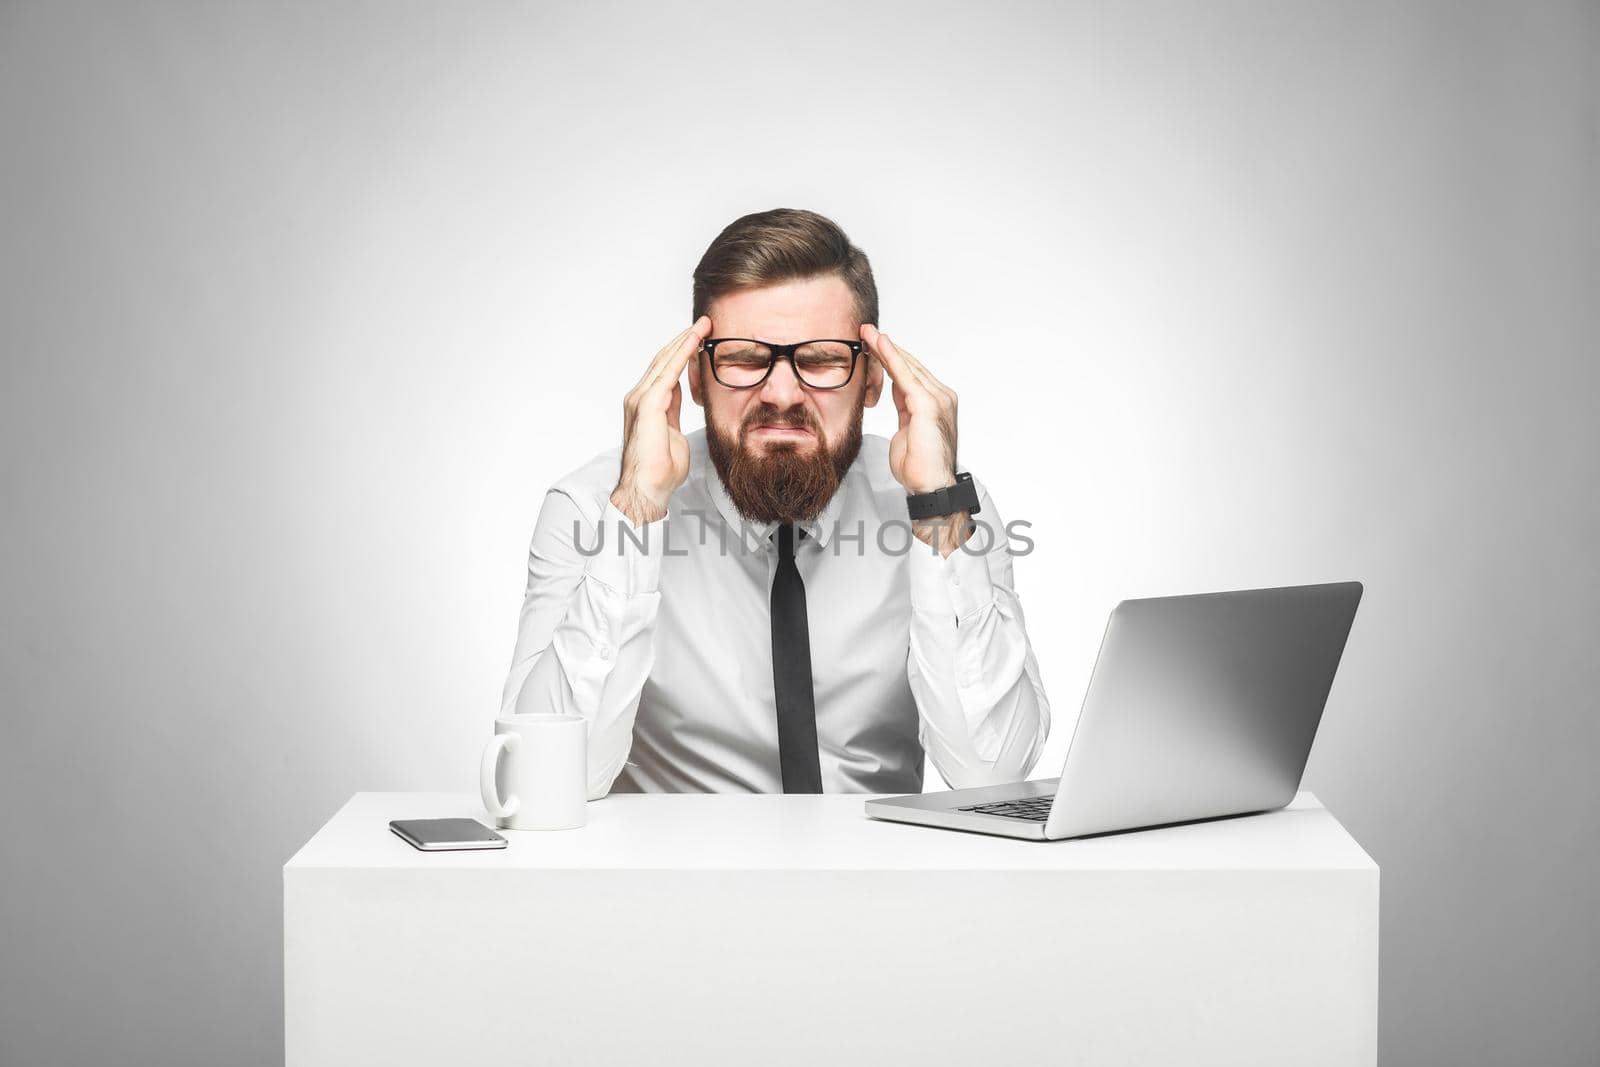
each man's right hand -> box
[610,316,712,526]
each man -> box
[501,208,1049,797]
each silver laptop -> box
[866,581,1362,841]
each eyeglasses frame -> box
[699,337,864,391]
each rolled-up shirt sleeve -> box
[500,489,665,800]
[904,475,1051,789]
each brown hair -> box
[692,208,879,327]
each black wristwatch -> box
[906,471,981,520]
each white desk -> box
[285,791,1377,1066]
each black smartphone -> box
[389,818,508,851]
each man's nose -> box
[758,356,807,407]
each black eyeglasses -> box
[700,338,863,390]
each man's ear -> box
[687,350,706,407]
[862,350,885,408]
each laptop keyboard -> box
[957,795,1056,821]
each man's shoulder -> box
[547,441,623,508]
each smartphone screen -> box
[389,818,508,850]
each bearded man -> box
[501,208,1050,797]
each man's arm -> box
[501,316,711,800]
[500,488,666,800]
[857,323,1049,787]
[904,478,1051,788]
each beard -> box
[706,398,864,526]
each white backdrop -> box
[2,3,1595,1065]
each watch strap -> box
[906,471,981,520]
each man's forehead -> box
[708,275,859,341]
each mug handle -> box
[480,732,522,819]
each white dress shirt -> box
[500,428,1050,797]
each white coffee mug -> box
[479,713,588,831]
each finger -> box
[639,316,708,389]
[648,331,700,395]
[876,329,956,405]
[646,317,709,393]
[882,333,941,391]
[666,381,683,430]
[863,325,917,386]
[631,325,695,396]
[909,359,955,407]
[879,335,946,415]
[891,379,911,429]
[881,332,938,396]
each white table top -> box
[285,790,1375,873]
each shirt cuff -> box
[582,499,667,597]
[907,532,997,622]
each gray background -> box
[2,2,1595,1064]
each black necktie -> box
[770,523,823,793]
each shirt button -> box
[597,643,613,661]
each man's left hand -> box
[861,324,971,557]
